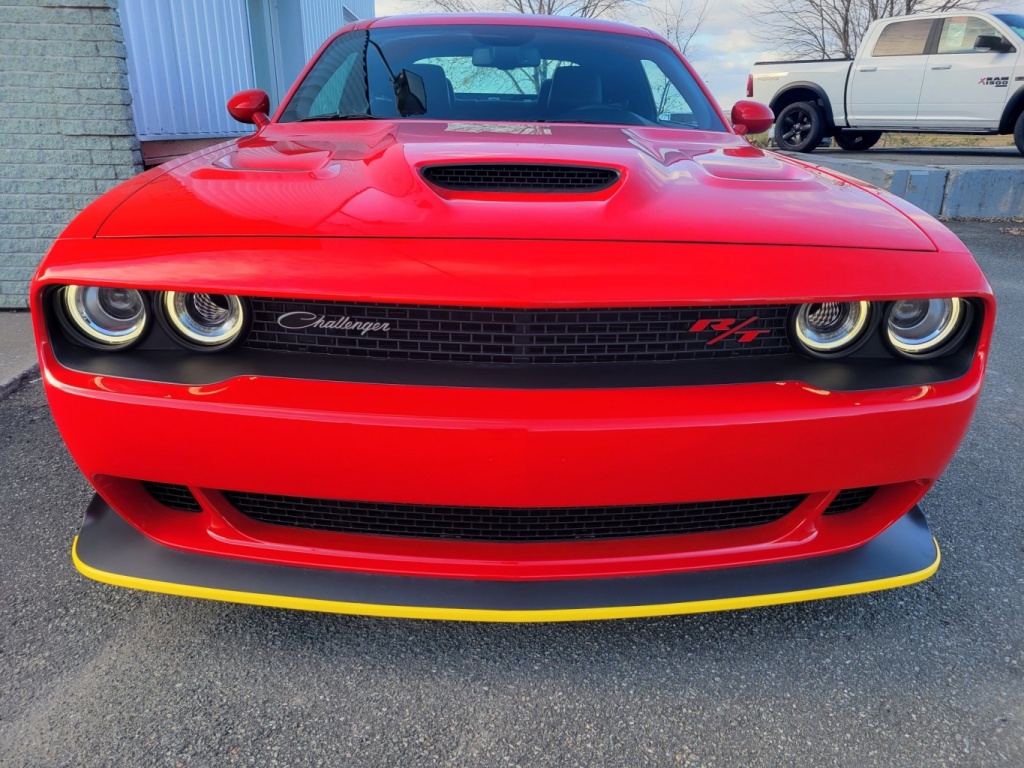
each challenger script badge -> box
[277,312,391,336]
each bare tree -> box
[420,0,639,19]
[648,0,710,56]
[415,0,710,52]
[747,0,990,59]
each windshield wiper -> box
[298,113,382,122]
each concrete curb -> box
[803,156,1024,220]
[0,310,39,401]
[0,364,39,402]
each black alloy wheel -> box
[834,130,882,151]
[775,101,825,153]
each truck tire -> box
[1015,111,1024,156]
[834,131,882,151]
[775,101,825,153]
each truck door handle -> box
[931,64,952,70]
[858,66,877,72]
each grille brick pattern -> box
[422,164,619,192]
[224,491,807,542]
[823,486,878,514]
[244,300,793,365]
[144,482,202,512]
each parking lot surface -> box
[1,222,1022,767]
[805,146,1023,167]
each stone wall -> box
[0,0,141,308]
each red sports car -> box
[32,14,994,621]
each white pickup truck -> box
[749,10,1024,154]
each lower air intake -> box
[223,491,806,542]
[144,482,201,512]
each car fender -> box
[769,82,838,133]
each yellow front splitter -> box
[73,495,940,623]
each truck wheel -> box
[1015,112,1024,156]
[775,101,825,153]
[834,131,882,151]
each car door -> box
[917,15,1020,129]
[847,18,937,127]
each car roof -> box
[353,13,658,39]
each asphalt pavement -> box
[1,221,1022,767]
[810,146,1024,167]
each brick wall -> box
[0,0,141,308]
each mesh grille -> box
[422,164,619,192]
[823,487,878,515]
[144,482,201,512]
[244,300,793,365]
[224,491,807,542]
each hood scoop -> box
[421,163,620,193]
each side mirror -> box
[731,100,774,136]
[227,89,271,127]
[974,35,1015,53]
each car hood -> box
[97,121,935,251]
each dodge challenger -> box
[31,14,995,621]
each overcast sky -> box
[372,0,1024,110]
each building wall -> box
[122,0,369,142]
[120,0,258,141]
[0,0,142,309]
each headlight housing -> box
[793,301,870,356]
[885,298,965,357]
[61,285,148,349]
[161,291,247,350]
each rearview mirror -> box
[472,46,541,69]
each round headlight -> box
[886,298,964,356]
[162,291,246,349]
[62,285,148,347]
[793,301,870,355]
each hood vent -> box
[421,163,619,193]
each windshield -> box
[278,24,726,132]
[995,14,1024,40]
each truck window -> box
[870,19,934,57]
[937,16,1003,54]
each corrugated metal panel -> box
[121,0,257,140]
[344,0,375,23]
[299,0,349,60]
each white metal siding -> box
[121,0,257,140]
[299,0,349,60]
[345,0,375,23]
[121,0,373,140]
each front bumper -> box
[75,495,939,622]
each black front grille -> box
[144,482,201,512]
[223,491,807,543]
[244,300,793,365]
[823,487,878,514]
[422,163,619,192]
